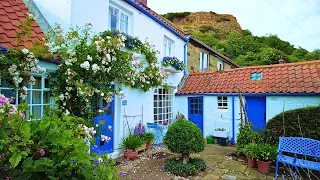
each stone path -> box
[117,144,276,180]
[197,145,274,180]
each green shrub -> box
[163,120,205,164]
[264,106,320,144]
[0,101,119,179]
[236,123,263,154]
[163,158,206,176]
[243,143,259,158]
[120,134,144,150]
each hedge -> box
[264,106,320,144]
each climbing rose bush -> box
[0,94,119,179]
[48,24,169,118]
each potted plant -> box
[243,143,259,168]
[255,144,277,175]
[206,135,213,144]
[143,132,155,150]
[120,134,144,160]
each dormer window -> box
[109,6,129,34]
[250,72,263,80]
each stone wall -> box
[187,42,233,73]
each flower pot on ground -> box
[248,156,257,168]
[253,144,277,175]
[257,160,271,174]
[123,150,139,160]
[120,134,144,160]
[206,136,213,144]
[139,132,155,151]
[243,143,259,168]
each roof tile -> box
[177,60,320,94]
[0,0,44,49]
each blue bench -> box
[275,137,320,179]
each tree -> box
[163,120,205,164]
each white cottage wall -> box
[266,96,320,121]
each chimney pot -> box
[134,0,147,7]
[279,56,285,64]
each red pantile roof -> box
[177,60,320,94]
[0,0,44,49]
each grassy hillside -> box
[163,12,320,66]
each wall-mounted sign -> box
[98,120,106,125]
[122,100,127,106]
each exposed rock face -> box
[170,12,242,35]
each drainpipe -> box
[183,40,189,75]
[231,96,235,144]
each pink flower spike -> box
[39,149,45,156]
[20,113,25,120]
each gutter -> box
[0,46,8,52]
[183,40,189,75]
[175,93,320,97]
[0,46,60,64]
[124,0,188,42]
[231,96,235,143]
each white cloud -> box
[149,0,320,51]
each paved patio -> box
[116,144,275,180]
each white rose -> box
[22,48,29,54]
[87,55,93,61]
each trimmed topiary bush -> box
[163,120,205,164]
[163,158,206,176]
[264,106,320,144]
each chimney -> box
[279,56,285,64]
[134,0,148,7]
[184,29,193,36]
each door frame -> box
[188,96,204,133]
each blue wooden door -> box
[188,97,203,133]
[246,97,266,131]
[91,100,114,154]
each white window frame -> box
[164,37,174,57]
[200,51,209,72]
[109,5,129,34]
[153,88,174,124]
[0,75,53,120]
[217,60,224,71]
[217,96,228,109]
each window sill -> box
[163,65,182,74]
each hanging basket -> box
[163,65,182,73]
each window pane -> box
[223,103,228,107]
[223,96,228,101]
[199,103,203,109]
[218,103,222,107]
[218,96,222,101]
[0,89,16,100]
[33,77,41,89]
[32,91,41,104]
[0,79,10,87]
[31,105,41,119]
[44,78,50,88]
[43,91,50,104]
[199,110,203,115]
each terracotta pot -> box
[124,150,138,160]
[257,160,271,175]
[146,141,152,151]
[247,157,256,168]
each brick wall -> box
[187,42,233,72]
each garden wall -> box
[266,96,320,121]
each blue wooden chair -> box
[275,137,320,179]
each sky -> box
[33,0,320,51]
[148,0,320,51]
